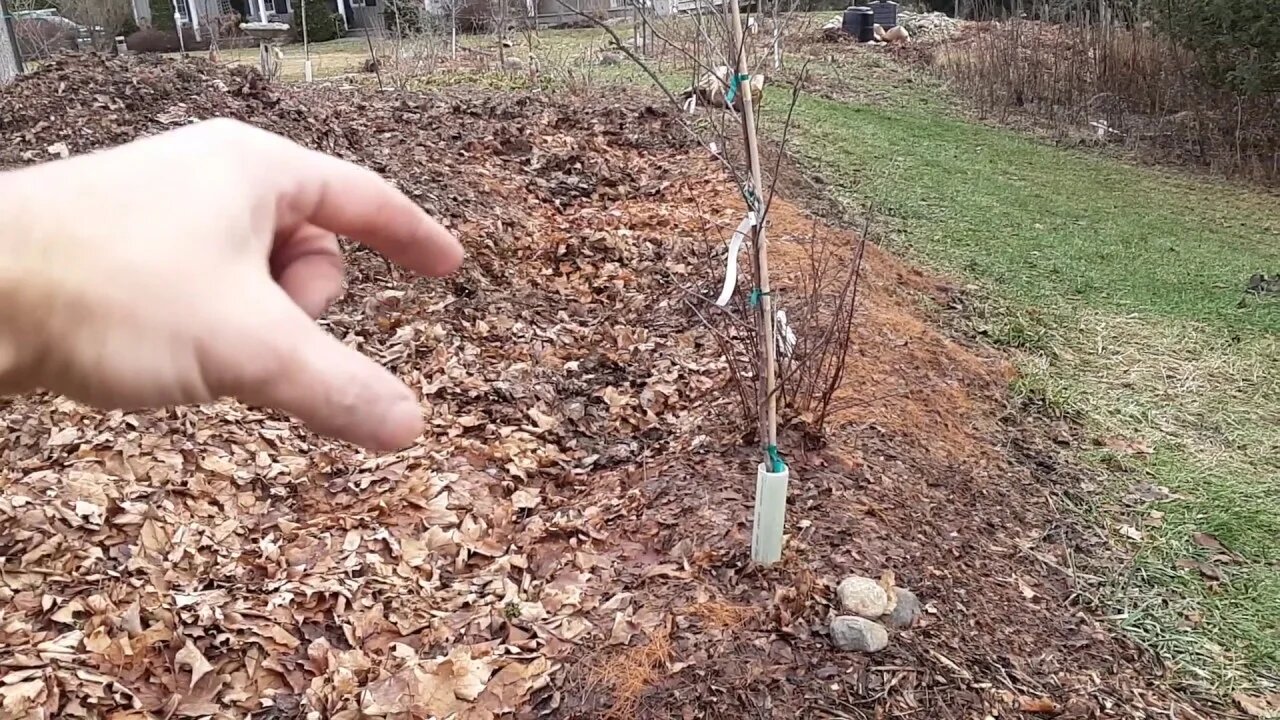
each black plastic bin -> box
[852,6,875,41]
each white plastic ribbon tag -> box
[715,211,757,307]
[776,308,797,358]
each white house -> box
[129,0,381,39]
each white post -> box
[335,0,349,30]
[301,0,311,81]
[753,463,789,564]
[172,0,187,54]
[190,0,201,41]
[771,0,780,69]
[256,0,269,22]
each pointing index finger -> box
[275,146,463,277]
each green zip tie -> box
[748,288,771,307]
[723,72,752,105]
[766,445,785,473]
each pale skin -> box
[0,119,464,451]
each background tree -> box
[1161,0,1279,95]
[436,0,464,58]
[383,0,422,36]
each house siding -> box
[530,0,714,26]
[131,0,376,32]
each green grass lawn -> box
[203,36,371,81]
[198,27,626,83]
[779,86,1280,694]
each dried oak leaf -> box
[1118,524,1144,541]
[469,658,553,716]
[1174,558,1224,582]
[1017,695,1061,715]
[1102,436,1152,456]
[83,627,112,654]
[435,646,493,703]
[0,678,47,716]
[526,408,559,433]
[608,610,639,646]
[362,670,414,716]
[1192,532,1238,561]
[1234,693,1280,718]
[176,639,215,689]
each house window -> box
[272,0,290,12]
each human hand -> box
[0,119,463,451]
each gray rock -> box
[882,588,921,629]
[830,616,889,652]
[837,576,888,618]
[598,51,623,66]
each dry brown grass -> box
[684,599,758,629]
[587,626,675,719]
[934,20,1280,182]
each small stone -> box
[883,588,921,629]
[598,51,623,66]
[837,576,888,618]
[830,616,889,652]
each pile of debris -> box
[898,10,965,41]
[819,14,912,44]
[0,53,740,720]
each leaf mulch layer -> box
[0,54,1213,719]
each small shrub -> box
[13,16,78,58]
[125,26,206,53]
[1161,0,1280,96]
[297,0,340,42]
[119,15,140,37]
[148,0,175,30]
[383,0,424,36]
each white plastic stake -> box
[301,0,311,82]
[752,462,788,565]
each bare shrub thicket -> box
[376,17,448,89]
[358,0,865,440]
[50,0,132,50]
[8,0,130,58]
[552,0,867,439]
[933,0,1280,182]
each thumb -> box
[220,292,424,451]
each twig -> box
[364,30,384,89]
[683,297,755,421]
[551,0,679,106]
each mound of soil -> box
[0,55,1206,719]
